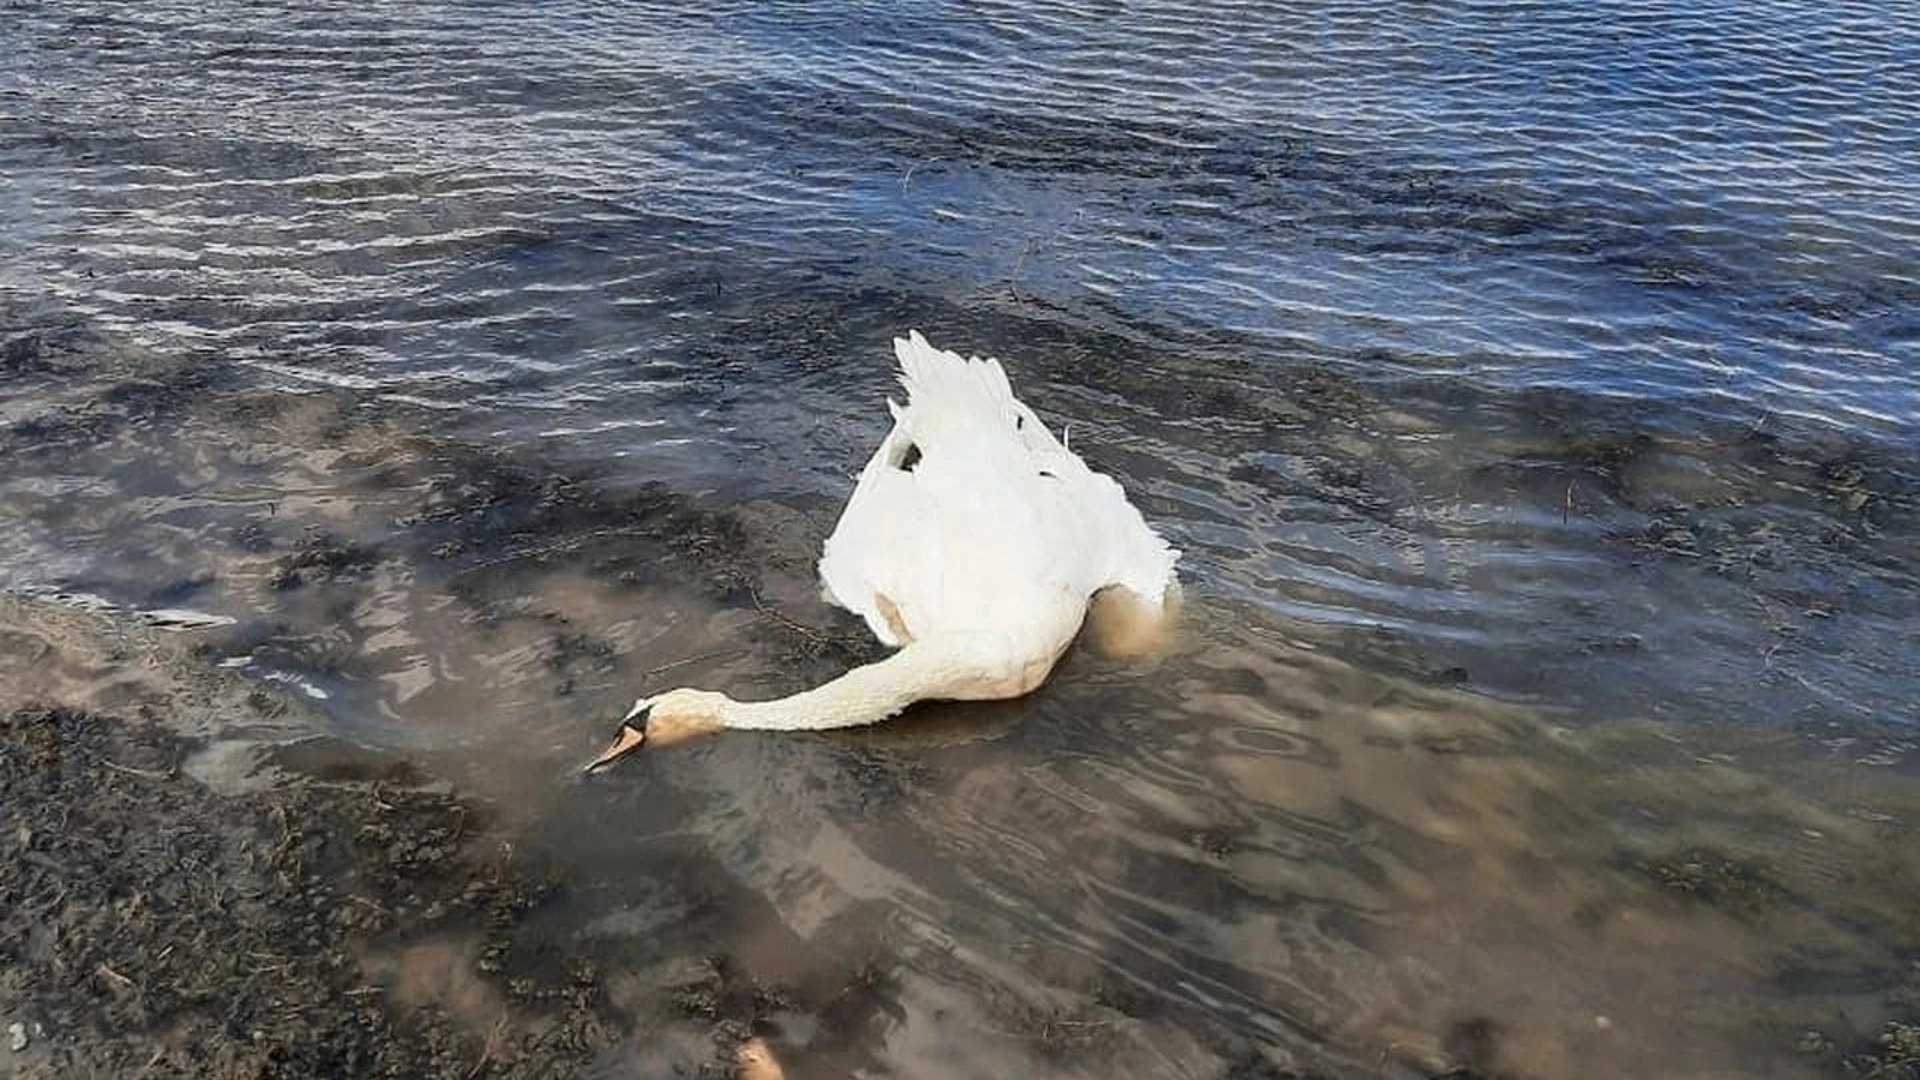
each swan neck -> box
[716,641,958,732]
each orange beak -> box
[582,707,650,774]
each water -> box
[3,1,1918,1076]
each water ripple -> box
[6,0,1919,873]
[5,4,1920,1067]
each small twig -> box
[900,157,939,192]
[130,1045,167,1080]
[467,1015,510,1079]
[747,586,833,643]
[972,1014,1113,1042]
[638,650,730,681]
[97,963,137,990]
[93,755,172,780]
[1006,239,1034,301]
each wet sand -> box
[0,594,604,1078]
[8,593,1920,1079]
[0,579,830,1079]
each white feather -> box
[819,331,1178,651]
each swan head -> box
[582,689,730,772]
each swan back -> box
[819,332,1178,650]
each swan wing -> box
[819,332,1178,647]
[818,419,930,646]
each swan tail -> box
[883,329,1179,603]
[890,330,1045,450]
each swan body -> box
[586,331,1178,766]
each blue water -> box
[4,3,1920,1076]
[6,0,1916,439]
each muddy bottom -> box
[0,596,772,1079]
[5,602,1919,1080]
[3,322,1919,1080]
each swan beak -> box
[582,707,650,774]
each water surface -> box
[3,1,1918,1075]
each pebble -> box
[8,1021,28,1052]
[736,1037,785,1080]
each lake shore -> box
[0,590,650,1078]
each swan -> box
[584,331,1178,770]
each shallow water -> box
[3,1,1918,1076]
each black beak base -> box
[582,705,652,774]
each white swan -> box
[584,331,1178,769]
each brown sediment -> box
[0,699,613,1077]
[4,321,1919,1080]
[736,1035,787,1080]
[0,595,715,1079]
[1084,582,1181,660]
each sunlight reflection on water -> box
[3,0,1918,1074]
